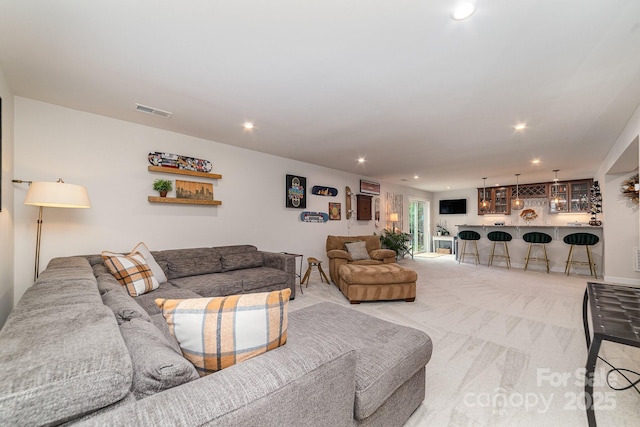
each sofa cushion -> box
[214,244,258,255]
[102,287,152,324]
[17,277,102,313]
[351,259,384,266]
[326,235,382,253]
[224,267,291,292]
[103,251,160,296]
[221,251,264,272]
[45,256,93,270]
[134,282,201,316]
[96,269,124,295]
[288,302,432,421]
[120,318,199,399]
[150,314,182,354]
[345,241,371,260]
[0,305,132,426]
[155,288,291,376]
[170,273,244,297]
[155,248,223,280]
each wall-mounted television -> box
[439,198,467,215]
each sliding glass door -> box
[409,199,429,254]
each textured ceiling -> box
[1,0,640,191]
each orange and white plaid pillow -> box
[155,288,290,376]
[102,251,159,296]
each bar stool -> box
[523,232,552,273]
[301,257,330,286]
[457,230,481,265]
[487,231,512,269]
[564,233,599,278]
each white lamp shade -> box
[24,181,91,208]
[389,213,399,222]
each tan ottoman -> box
[337,263,417,304]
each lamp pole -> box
[34,206,43,281]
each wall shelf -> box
[148,196,222,206]
[148,166,222,180]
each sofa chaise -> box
[325,235,396,284]
[0,245,433,426]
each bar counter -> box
[455,224,603,276]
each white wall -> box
[602,172,639,284]
[0,66,14,327]
[12,97,430,305]
[596,101,640,285]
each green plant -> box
[377,229,411,258]
[152,179,173,192]
[436,224,449,235]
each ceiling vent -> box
[135,103,173,119]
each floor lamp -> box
[17,179,91,281]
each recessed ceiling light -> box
[243,121,254,130]
[414,175,419,179]
[532,159,541,164]
[514,123,527,130]
[451,2,476,20]
[358,157,365,164]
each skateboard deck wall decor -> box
[148,152,213,173]
[345,186,352,219]
[311,186,338,196]
[286,174,306,209]
[300,211,329,223]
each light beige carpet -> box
[289,256,640,426]
[414,252,447,259]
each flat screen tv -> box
[439,198,467,215]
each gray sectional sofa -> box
[0,245,433,426]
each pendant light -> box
[481,178,489,210]
[511,173,523,210]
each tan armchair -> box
[326,235,396,284]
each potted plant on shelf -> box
[153,179,173,197]
[436,224,449,236]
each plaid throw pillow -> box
[155,288,291,376]
[102,251,159,297]
[131,242,167,283]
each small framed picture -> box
[360,179,380,195]
[176,180,213,200]
[329,202,341,220]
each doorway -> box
[409,199,430,254]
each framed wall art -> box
[286,174,306,208]
[329,202,341,220]
[176,180,213,200]
[360,179,380,195]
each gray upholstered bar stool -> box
[523,231,552,273]
[564,232,599,278]
[487,230,512,269]
[457,230,481,265]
